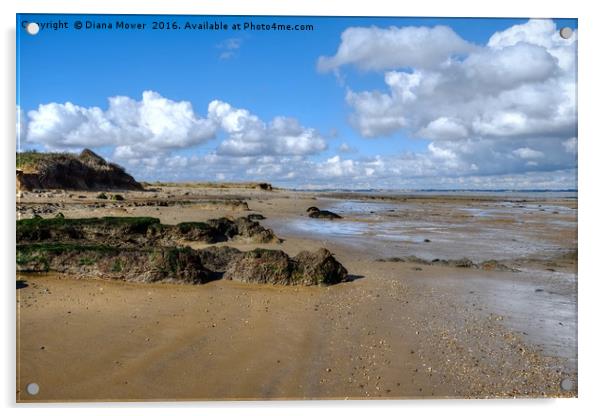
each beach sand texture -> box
[16,186,577,401]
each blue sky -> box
[16,15,577,189]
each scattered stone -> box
[376,256,518,272]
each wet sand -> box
[16,187,577,401]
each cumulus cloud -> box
[323,19,577,181]
[26,91,217,156]
[317,25,476,72]
[22,91,327,169]
[208,100,327,156]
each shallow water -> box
[270,199,576,262]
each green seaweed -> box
[176,221,211,234]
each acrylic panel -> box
[16,14,578,402]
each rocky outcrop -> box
[16,216,280,247]
[16,244,213,284]
[16,149,143,191]
[16,243,347,286]
[223,248,348,285]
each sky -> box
[16,15,577,189]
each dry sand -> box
[16,187,577,401]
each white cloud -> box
[317,25,475,72]
[208,100,327,156]
[217,38,242,60]
[26,91,217,155]
[324,19,577,180]
[338,142,357,153]
[562,137,577,154]
[513,147,544,159]
[418,117,468,140]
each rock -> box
[306,206,320,213]
[197,246,242,274]
[223,249,293,284]
[16,244,212,284]
[17,216,280,246]
[234,217,279,243]
[292,248,348,285]
[444,258,475,268]
[247,213,266,221]
[377,255,517,271]
[309,210,343,220]
[479,259,517,272]
[224,248,347,286]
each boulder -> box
[223,249,293,284]
[309,210,343,220]
[223,248,347,285]
[234,217,279,243]
[292,248,348,285]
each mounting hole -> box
[26,22,40,36]
[559,27,573,40]
[560,378,574,391]
[26,382,39,395]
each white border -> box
[2,1,600,415]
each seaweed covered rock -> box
[16,216,162,246]
[16,244,213,284]
[196,246,243,274]
[292,248,348,285]
[234,217,279,243]
[223,248,347,285]
[223,249,292,284]
[174,222,217,242]
[16,215,280,246]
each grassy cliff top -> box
[16,151,75,171]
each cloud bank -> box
[319,19,577,184]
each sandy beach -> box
[16,186,577,401]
